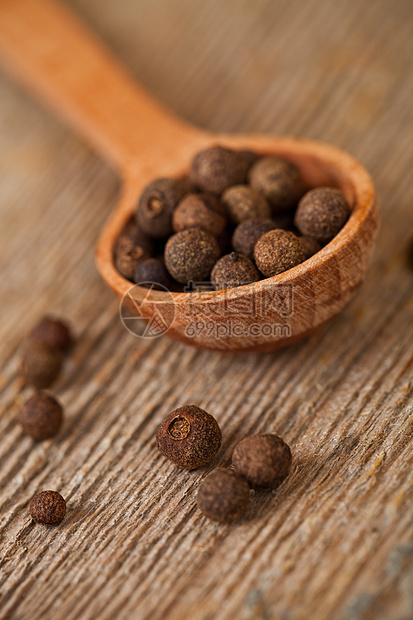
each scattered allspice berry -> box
[164,229,220,284]
[114,235,149,281]
[18,392,63,440]
[249,157,304,213]
[20,341,64,389]
[232,433,292,489]
[222,185,271,224]
[136,177,189,239]
[197,468,251,523]
[190,145,250,195]
[294,187,351,243]
[231,218,277,259]
[254,229,305,277]
[28,316,73,353]
[156,405,222,470]
[29,490,66,525]
[211,252,260,289]
[299,236,323,260]
[133,257,171,290]
[172,193,227,236]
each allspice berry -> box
[211,252,260,289]
[133,257,171,290]
[136,177,189,238]
[114,235,149,281]
[172,193,226,236]
[222,185,271,224]
[232,433,292,489]
[249,157,304,213]
[190,146,250,195]
[164,229,220,284]
[20,341,64,389]
[294,187,351,243]
[232,218,277,259]
[28,316,73,353]
[299,236,322,260]
[254,229,305,277]
[29,490,66,525]
[197,468,251,523]
[118,218,155,255]
[156,405,222,470]
[18,392,63,440]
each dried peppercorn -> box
[133,257,171,290]
[136,177,189,239]
[232,433,292,489]
[238,149,260,169]
[114,235,149,281]
[172,193,227,236]
[249,157,304,213]
[28,316,73,353]
[190,146,250,195]
[156,405,222,470]
[18,392,63,440]
[197,468,251,523]
[294,187,351,243]
[299,236,322,260]
[29,490,66,525]
[231,218,277,259]
[20,341,64,389]
[164,229,220,284]
[118,217,155,255]
[211,252,260,289]
[254,229,305,277]
[222,185,271,224]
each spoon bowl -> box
[0,0,379,352]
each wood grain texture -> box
[0,0,412,618]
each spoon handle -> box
[0,0,193,173]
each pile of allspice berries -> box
[157,405,292,523]
[115,145,351,289]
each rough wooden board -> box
[0,0,412,619]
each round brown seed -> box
[232,218,277,259]
[133,257,171,290]
[294,187,351,243]
[114,235,149,281]
[211,252,260,289]
[190,146,250,195]
[173,193,226,236]
[222,185,271,224]
[29,490,66,525]
[20,341,64,389]
[28,316,73,353]
[197,468,251,523]
[118,218,155,256]
[18,392,63,440]
[249,157,304,213]
[164,229,220,284]
[299,236,323,260]
[254,229,305,277]
[232,433,292,489]
[136,177,189,239]
[156,405,222,470]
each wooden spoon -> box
[0,0,379,353]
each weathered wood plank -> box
[0,0,412,618]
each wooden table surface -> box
[1,1,412,618]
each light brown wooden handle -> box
[0,0,192,172]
